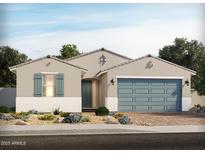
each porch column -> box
[92,80,98,108]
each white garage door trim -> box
[116,76,184,79]
[117,77,183,112]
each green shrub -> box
[62,113,80,123]
[9,107,16,112]
[95,107,109,116]
[73,113,82,123]
[113,112,124,119]
[38,114,55,120]
[118,116,131,125]
[0,106,16,113]
[62,114,90,123]
[19,112,30,116]
[0,106,9,113]
[10,112,30,121]
[194,104,202,110]
[60,112,70,117]
[80,116,90,122]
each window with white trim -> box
[43,74,55,97]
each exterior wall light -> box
[111,78,115,85]
[185,80,189,86]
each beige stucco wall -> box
[16,58,82,97]
[192,90,205,106]
[68,50,130,78]
[106,56,193,98]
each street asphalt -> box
[0,124,205,150]
[0,133,205,150]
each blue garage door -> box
[118,79,182,112]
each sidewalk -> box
[0,124,205,136]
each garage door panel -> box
[118,105,133,111]
[135,82,149,86]
[118,79,182,112]
[118,89,133,94]
[118,81,133,86]
[166,106,176,110]
[166,101,178,105]
[166,82,179,86]
[135,97,149,102]
[150,102,165,105]
[118,94,134,98]
[150,82,165,86]
[132,102,149,105]
[151,106,165,110]
[118,97,133,102]
[135,89,149,94]
[118,85,133,89]
[166,89,177,94]
[151,97,165,102]
[135,106,149,111]
[167,97,177,102]
[151,89,165,94]
[119,94,148,98]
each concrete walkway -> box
[0,124,205,136]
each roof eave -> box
[153,56,197,75]
[9,67,16,73]
[9,56,88,73]
[97,55,197,76]
[96,71,107,77]
[50,57,88,72]
[66,48,132,61]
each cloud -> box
[1,19,204,59]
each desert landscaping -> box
[1,106,205,126]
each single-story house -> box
[9,48,196,112]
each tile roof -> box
[96,54,196,76]
[9,55,88,72]
[65,48,132,61]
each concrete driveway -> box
[124,112,205,125]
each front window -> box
[43,74,55,97]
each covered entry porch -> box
[81,78,105,111]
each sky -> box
[0,3,205,59]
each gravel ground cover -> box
[0,112,205,126]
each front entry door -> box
[82,80,92,108]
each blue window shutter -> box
[34,73,42,96]
[55,74,64,97]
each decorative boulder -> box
[188,107,200,113]
[15,120,29,125]
[108,112,117,116]
[53,117,64,123]
[103,116,119,124]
